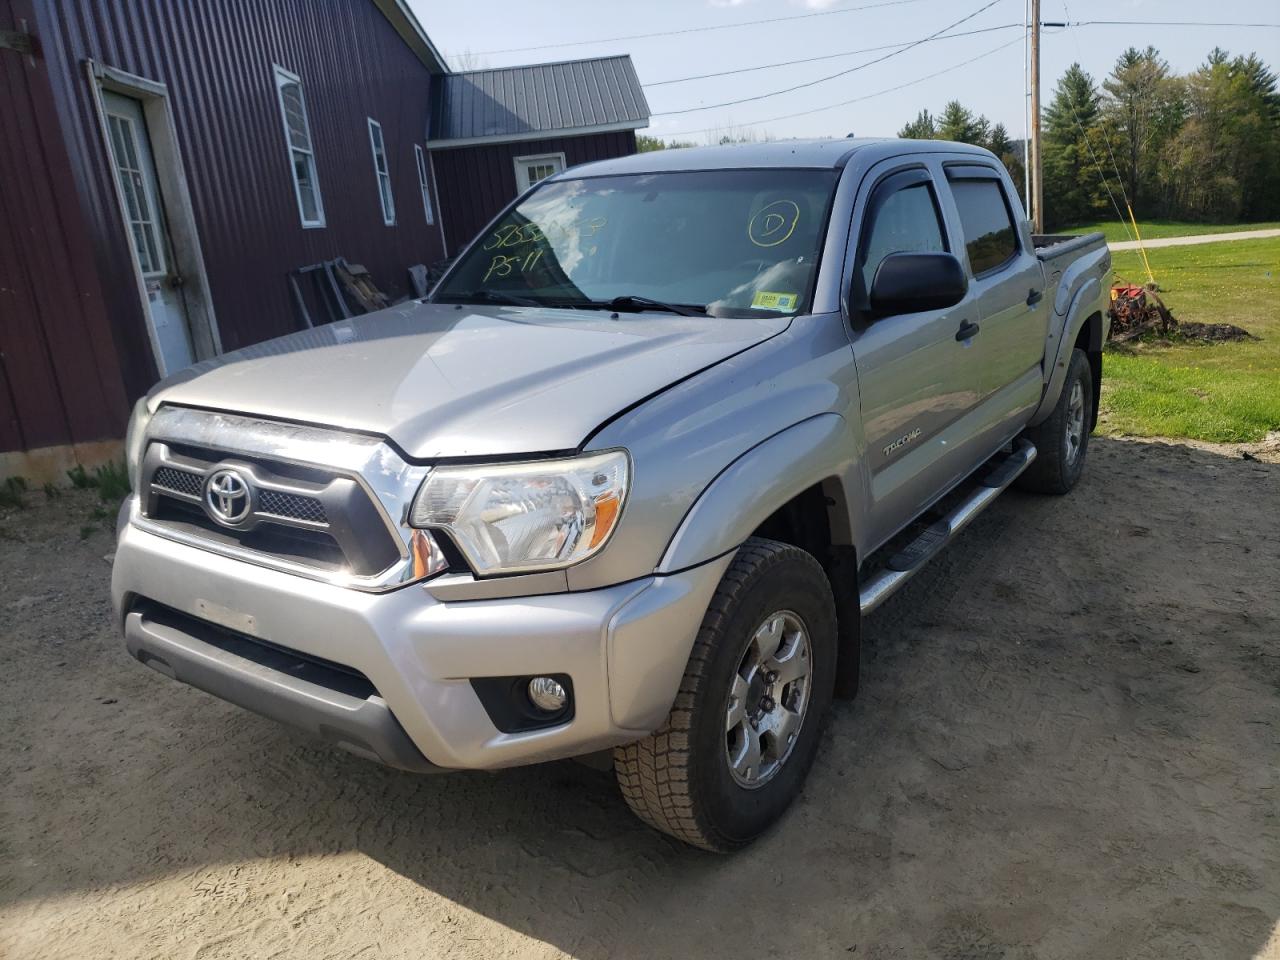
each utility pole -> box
[1029,0,1044,233]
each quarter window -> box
[860,182,947,294]
[951,178,1019,275]
[368,119,395,225]
[414,144,435,225]
[272,66,324,228]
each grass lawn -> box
[1062,219,1280,245]
[1098,236,1280,443]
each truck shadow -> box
[4,438,1279,958]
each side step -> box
[859,440,1037,616]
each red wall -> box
[0,0,130,453]
[431,130,638,254]
[1,0,448,454]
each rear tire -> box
[1016,347,1093,495]
[614,538,837,852]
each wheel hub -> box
[724,610,812,789]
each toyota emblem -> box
[204,468,253,526]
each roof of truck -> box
[559,137,996,178]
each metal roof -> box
[428,55,650,147]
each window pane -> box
[280,82,310,150]
[293,151,319,223]
[415,146,434,224]
[861,183,946,292]
[951,179,1018,274]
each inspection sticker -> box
[751,290,799,312]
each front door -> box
[848,165,986,550]
[103,90,195,376]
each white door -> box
[514,152,565,194]
[103,91,196,376]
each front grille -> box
[153,466,203,497]
[258,489,328,524]
[141,441,400,578]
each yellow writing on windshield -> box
[482,217,608,252]
[748,200,800,248]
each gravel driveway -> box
[2,437,1278,960]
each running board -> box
[859,440,1037,616]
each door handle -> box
[1026,288,1044,306]
[955,320,980,341]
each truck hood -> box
[151,301,790,459]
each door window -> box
[950,178,1019,275]
[106,112,166,276]
[859,181,947,294]
[514,153,565,193]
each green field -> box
[1098,236,1280,443]
[1062,219,1280,245]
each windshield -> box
[433,169,839,317]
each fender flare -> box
[658,413,851,574]
[1028,277,1103,427]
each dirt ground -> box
[2,436,1278,960]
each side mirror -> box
[868,252,968,315]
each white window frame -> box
[413,143,435,225]
[513,152,566,194]
[367,118,395,225]
[272,64,324,228]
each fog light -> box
[527,676,568,713]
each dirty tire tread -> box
[614,538,833,852]
[1017,347,1093,495]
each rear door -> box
[846,162,986,548]
[943,165,1048,433]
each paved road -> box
[1109,227,1280,251]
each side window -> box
[273,65,324,228]
[950,178,1018,275]
[367,119,395,225]
[414,144,435,225]
[860,182,947,294]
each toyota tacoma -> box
[113,139,1110,851]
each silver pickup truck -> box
[113,139,1110,851]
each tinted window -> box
[951,179,1018,274]
[860,183,946,293]
[435,169,838,317]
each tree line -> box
[898,47,1280,230]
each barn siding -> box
[0,0,130,452]
[431,130,638,253]
[2,0,447,457]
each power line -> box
[1064,19,1280,28]
[647,23,1023,87]
[657,35,1024,139]
[653,0,1008,117]
[464,0,932,57]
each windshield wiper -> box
[597,295,705,317]
[442,289,543,307]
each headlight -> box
[409,450,629,575]
[124,398,152,492]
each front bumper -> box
[112,500,731,771]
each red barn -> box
[0,0,648,480]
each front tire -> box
[614,538,837,852]
[1016,347,1094,495]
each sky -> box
[410,0,1278,144]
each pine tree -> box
[936,101,989,145]
[1043,64,1115,228]
[898,109,936,139]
